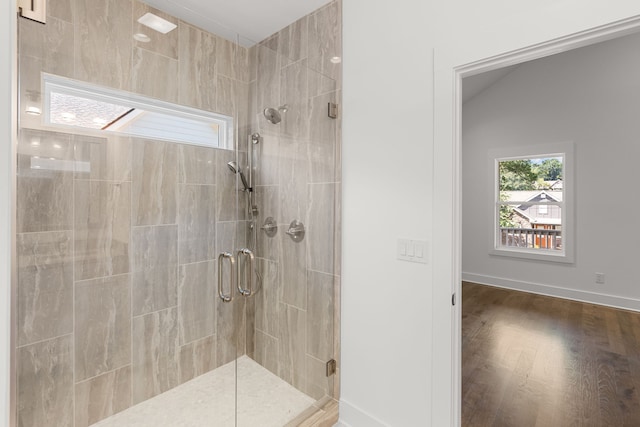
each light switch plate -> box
[397,239,428,264]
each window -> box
[490,143,574,263]
[42,73,233,149]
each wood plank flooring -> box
[462,282,640,427]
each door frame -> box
[448,13,640,427]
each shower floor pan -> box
[92,355,315,427]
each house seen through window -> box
[496,155,564,253]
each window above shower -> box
[41,73,234,150]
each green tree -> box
[499,159,538,191]
[535,158,563,181]
[499,193,516,227]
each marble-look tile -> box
[178,184,216,264]
[17,130,74,233]
[305,356,333,401]
[280,60,309,140]
[48,0,73,22]
[278,303,307,391]
[308,91,338,183]
[75,274,131,381]
[308,140,336,184]
[254,185,280,261]
[17,335,74,427]
[17,231,73,346]
[216,221,238,256]
[74,366,131,427]
[132,139,178,226]
[309,91,338,144]
[278,138,309,225]
[131,225,178,316]
[256,45,281,128]
[306,271,334,361]
[307,183,337,275]
[217,37,250,82]
[178,23,217,111]
[217,75,250,131]
[332,275,341,399]
[179,335,216,383]
[132,47,179,103]
[19,55,47,129]
[179,144,216,185]
[308,68,337,99]
[260,34,279,53]
[254,258,280,336]
[279,17,308,63]
[280,232,307,310]
[178,261,216,345]
[216,295,246,366]
[75,0,132,90]
[133,1,179,59]
[74,181,131,280]
[308,1,342,81]
[253,132,280,187]
[254,330,279,376]
[19,16,74,77]
[74,134,131,182]
[216,149,240,222]
[132,307,180,404]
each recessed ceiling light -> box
[30,138,40,146]
[25,106,41,115]
[53,144,61,149]
[133,33,151,43]
[330,56,342,64]
[138,13,177,34]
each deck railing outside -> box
[500,227,562,250]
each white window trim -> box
[488,142,575,263]
[41,73,234,150]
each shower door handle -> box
[236,248,255,297]
[218,252,236,303]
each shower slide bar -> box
[218,248,255,302]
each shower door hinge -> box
[328,102,339,119]
[18,0,47,24]
[326,359,337,377]
[452,293,456,306]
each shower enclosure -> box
[13,0,341,426]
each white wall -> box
[462,32,640,310]
[341,2,434,426]
[344,1,640,426]
[1,0,16,425]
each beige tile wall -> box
[16,0,250,425]
[15,0,341,425]
[248,0,342,403]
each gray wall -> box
[462,31,640,310]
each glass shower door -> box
[14,3,242,426]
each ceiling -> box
[462,65,518,104]
[142,0,333,46]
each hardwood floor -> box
[462,282,640,427]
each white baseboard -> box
[339,400,390,427]
[462,272,640,312]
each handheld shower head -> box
[227,161,251,191]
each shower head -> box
[263,107,282,124]
[227,161,251,191]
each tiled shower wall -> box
[16,1,251,426]
[247,0,342,402]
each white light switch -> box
[397,238,428,264]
